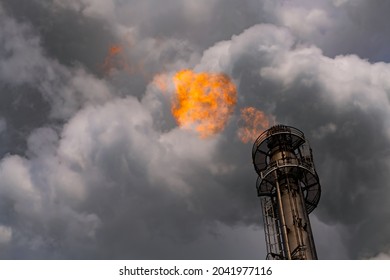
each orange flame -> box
[170,69,237,138]
[102,44,132,75]
[109,45,122,55]
[238,107,271,143]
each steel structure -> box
[252,125,321,260]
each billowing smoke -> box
[0,0,390,260]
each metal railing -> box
[252,125,305,156]
[259,157,315,179]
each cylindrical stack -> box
[252,125,321,260]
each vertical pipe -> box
[286,179,305,258]
[274,173,292,260]
[297,183,318,259]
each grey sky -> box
[0,0,389,259]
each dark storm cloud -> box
[0,1,116,155]
[1,0,117,73]
[56,0,267,49]
[1,0,390,260]
[326,0,390,61]
[120,0,264,49]
[0,4,52,156]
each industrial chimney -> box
[252,125,321,260]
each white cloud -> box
[0,156,41,215]
[260,47,390,115]
[278,7,331,37]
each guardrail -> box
[260,157,315,179]
[252,125,305,156]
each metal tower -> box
[252,125,321,260]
